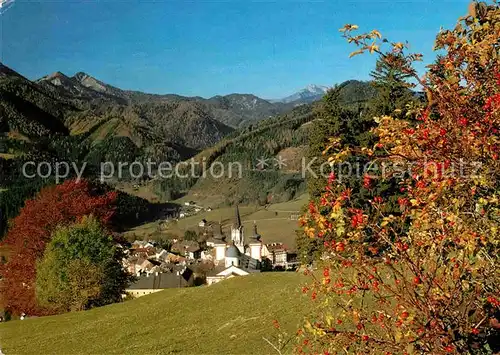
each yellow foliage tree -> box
[299,2,499,354]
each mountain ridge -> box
[36,70,297,128]
[1,64,235,162]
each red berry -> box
[328,172,336,184]
[363,175,373,189]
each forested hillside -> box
[0,64,71,139]
[0,62,379,236]
[154,80,378,205]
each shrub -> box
[299,3,499,354]
[184,230,198,241]
[36,216,130,313]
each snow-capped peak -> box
[275,84,329,104]
[303,84,328,94]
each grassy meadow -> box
[0,272,314,355]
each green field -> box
[125,194,308,249]
[0,273,313,355]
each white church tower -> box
[212,221,227,263]
[248,221,262,261]
[231,205,245,253]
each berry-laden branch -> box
[295,2,500,354]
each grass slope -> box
[0,273,312,355]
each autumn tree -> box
[36,257,104,313]
[36,216,130,313]
[299,2,499,354]
[299,52,416,265]
[0,179,117,316]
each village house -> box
[206,264,260,285]
[171,240,201,260]
[125,257,163,275]
[131,240,155,249]
[125,267,194,298]
[263,243,298,269]
[155,249,169,262]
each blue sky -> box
[1,0,468,99]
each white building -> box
[206,206,264,285]
[206,265,259,286]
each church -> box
[205,206,264,285]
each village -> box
[122,205,299,298]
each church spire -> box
[231,205,244,253]
[249,220,261,242]
[214,219,224,240]
[217,220,223,235]
[234,204,242,228]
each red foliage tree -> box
[0,179,117,316]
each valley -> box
[124,194,309,249]
[1,61,377,254]
[1,3,497,354]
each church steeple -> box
[231,205,244,253]
[249,220,261,243]
[248,221,262,261]
[217,221,223,236]
[234,204,242,228]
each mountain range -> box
[35,70,321,128]
[1,64,335,161]
[1,62,379,210]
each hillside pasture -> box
[0,273,313,355]
[123,195,308,248]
